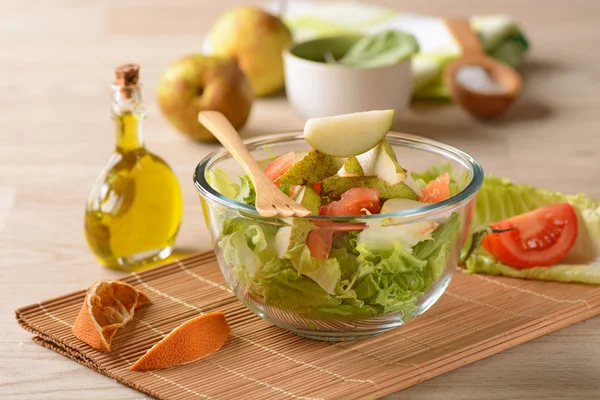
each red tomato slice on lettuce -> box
[482,203,578,269]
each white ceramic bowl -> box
[283,36,413,121]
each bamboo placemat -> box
[15,252,600,400]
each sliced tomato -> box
[306,188,374,260]
[482,203,578,269]
[307,221,335,260]
[419,172,451,203]
[320,187,381,216]
[313,181,322,196]
[264,152,295,181]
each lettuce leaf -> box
[353,242,427,315]
[284,244,341,294]
[207,168,240,200]
[414,212,460,281]
[464,176,600,284]
[465,254,600,284]
[220,217,279,275]
[235,175,256,206]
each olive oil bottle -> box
[85,64,183,270]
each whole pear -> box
[157,55,253,142]
[210,7,293,97]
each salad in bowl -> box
[194,110,483,340]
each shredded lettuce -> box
[218,210,458,318]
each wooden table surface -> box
[2,0,599,399]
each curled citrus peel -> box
[72,280,149,352]
[131,312,230,371]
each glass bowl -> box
[194,132,483,341]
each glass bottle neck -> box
[111,84,146,152]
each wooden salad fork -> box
[198,111,312,218]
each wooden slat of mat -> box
[15,252,600,400]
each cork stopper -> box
[114,64,140,99]
[115,63,140,86]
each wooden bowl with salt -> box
[444,18,522,118]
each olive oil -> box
[85,64,183,270]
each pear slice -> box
[304,110,395,157]
[402,174,423,197]
[274,185,321,258]
[276,149,344,185]
[337,156,364,177]
[358,198,438,252]
[321,176,417,200]
[381,198,427,214]
[357,220,439,253]
[356,139,406,185]
[275,221,314,259]
[380,198,430,225]
[293,185,321,215]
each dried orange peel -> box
[72,280,149,352]
[131,312,230,371]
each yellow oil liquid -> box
[84,112,183,271]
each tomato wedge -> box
[264,152,295,181]
[320,187,381,216]
[482,203,578,269]
[306,220,365,260]
[306,187,378,260]
[306,221,335,260]
[419,172,451,203]
[313,181,322,196]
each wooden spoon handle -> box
[445,18,483,56]
[198,111,266,187]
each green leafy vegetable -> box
[337,30,419,68]
[278,183,293,197]
[465,255,600,284]
[285,244,341,294]
[235,175,256,206]
[207,168,240,200]
[353,242,427,315]
[414,212,460,281]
